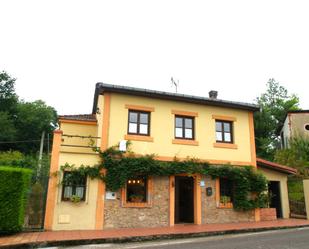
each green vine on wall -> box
[59,145,268,211]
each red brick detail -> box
[260,208,277,221]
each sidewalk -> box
[1,219,309,249]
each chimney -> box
[209,90,218,99]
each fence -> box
[289,200,307,219]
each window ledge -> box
[213,143,238,149]
[172,139,199,146]
[122,202,152,208]
[124,134,154,142]
[217,202,233,209]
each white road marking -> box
[125,239,196,248]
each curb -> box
[2,224,309,249]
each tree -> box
[0,112,17,151]
[0,72,18,150]
[0,70,58,153]
[0,71,18,114]
[275,136,309,174]
[254,79,300,160]
[14,100,57,153]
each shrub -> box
[0,166,32,234]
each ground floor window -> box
[217,178,234,208]
[122,176,152,207]
[61,171,87,201]
[126,177,147,203]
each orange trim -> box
[125,104,155,112]
[171,110,198,117]
[59,119,97,126]
[121,177,153,208]
[213,143,238,149]
[124,134,154,142]
[215,178,233,209]
[100,93,111,151]
[215,178,220,207]
[212,115,237,122]
[218,202,233,208]
[153,155,253,166]
[208,159,252,166]
[169,176,175,226]
[248,112,257,168]
[172,139,199,146]
[44,130,63,230]
[194,174,202,224]
[95,93,111,230]
[95,169,106,229]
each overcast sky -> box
[1,0,308,115]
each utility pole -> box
[37,131,45,180]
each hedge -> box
[0,166,32,234]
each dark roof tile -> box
[59,114,96,122]
[92,83,260,114]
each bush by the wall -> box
[0,166,32,234]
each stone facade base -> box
[260,208,277,221]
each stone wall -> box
[201,176,255,224]
[104,176,169,229]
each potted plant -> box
[129,194,144,203]
[220,195,231,205]
[70,195,81,203]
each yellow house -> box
[44,83,296,231]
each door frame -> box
[268,181,283,218]
[169,174,201,226]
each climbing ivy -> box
[60,145,268,211]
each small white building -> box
[279,110,309,148]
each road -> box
[44,227,309,249]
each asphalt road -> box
[45,227,309,249]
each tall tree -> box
[254,78,300,160]
[0,71,57,153]
[14,100,57,153]
[0,71,18,114]
[0,72,18,150]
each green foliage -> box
[288,179,304,201]
[0,112,17,149]
[70,195,81,203]
[0,70,57,153]
[14,100,57,153]
[0,166,32,234]
[0,151,50,184]
[0,71,18,114]
[60,146,268,211]
[274,136,309,177]
[254,78,300,160]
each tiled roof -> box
[59,114,97,122]
[257,157,297,175]
[92,83,260,114]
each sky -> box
[1,0,309,115]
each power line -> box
[0,139,41,144]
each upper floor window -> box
[62,172,87,202]
[175,116,194,140]
[216,120,233,143]
[128,110,150,136]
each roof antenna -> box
[171,77,179,93]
